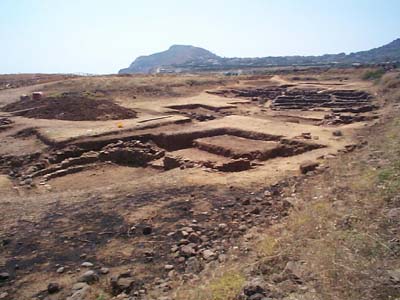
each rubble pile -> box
[3,141,165,185]
[99,140,164,166]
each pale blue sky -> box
[1,0,399,74]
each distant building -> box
[155,67,181,74]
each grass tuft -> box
[256,235,279,257]
[209,272,245,300]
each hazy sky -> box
[1,0,399,74]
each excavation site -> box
[2,2,400,299]
[0,67,394,300]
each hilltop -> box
[118,45,219,74]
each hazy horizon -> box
[1,0,399,74]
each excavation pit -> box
[169,148,231,166]
[153,127,282,151]
[165,148,251,172]
[194,135,287,160]
[154,122,327,173]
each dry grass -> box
[255,235,279,257]
[380,71,400,102]
[255,132,399,299]
[174,267,245,300]
[380,72,400,90]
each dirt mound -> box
[2,93,137,121]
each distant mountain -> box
[345,38,400,63]
[119,45,219,74]
[118,39,400,74]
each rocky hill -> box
[345,38,400,63]
[119,45,219,74]
[119,38,400,74]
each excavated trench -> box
[153,128,325,172]
[4,126,326,184]
[152,127,282,151]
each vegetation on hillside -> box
[362,68,386,81]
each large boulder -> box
[78,270,99,284]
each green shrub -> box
[362,68,385,81]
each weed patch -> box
[209,272,245,300]
[362,68,386,81]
